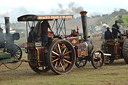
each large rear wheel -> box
[123,39,128,64]
[47,40,76,74]
[29,64,50,73]
[28,48,50,73]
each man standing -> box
[112,20,121,38]
[41,20,52,46]
[104,26,113,40]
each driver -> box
[112,20,121,39]
[41,20,53,46]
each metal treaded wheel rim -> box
[91,50,104,69]
[48,40,76,74]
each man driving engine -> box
[112,20,121,39]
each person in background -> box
[76,26,79,35]
[104,25,113,40]
[112,20,121,38]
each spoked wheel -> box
[91,50,104,69]
[47,40,76,74]
[3,44,22,70]
[4,44,22,62]
[3,61,22,70]
[75,56,87,68]
[28,48,50,73]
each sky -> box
[0,0,128,22]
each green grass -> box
[0,60,128,85]
[108,14,128,27]
[120,14,128,26]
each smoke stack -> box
[4,17,10,34]
[80,11,87,41]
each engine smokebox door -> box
[78,42,88,57]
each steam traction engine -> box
[17,11,104,74]
[101,32,128,64]
[0,17,22,70]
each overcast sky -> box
[0,0,128,22]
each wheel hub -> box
[59,53,64,60]
[94,57,101,61]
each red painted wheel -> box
[47,39,76,74]
[91,50,104,69]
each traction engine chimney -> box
[80,11,87,41]
[4,17,10,35]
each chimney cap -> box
[80,11,87,16]
[4,17,9,19]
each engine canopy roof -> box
[17,14,73,21]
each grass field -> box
[0,36,128,85]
